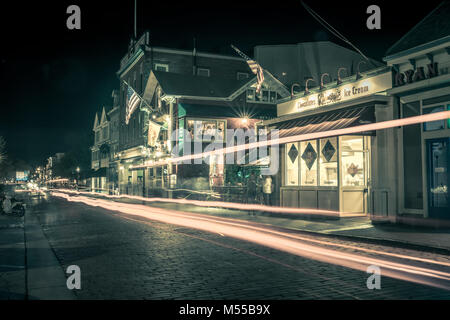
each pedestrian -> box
[246,171,257,205]
[263,175,273,206]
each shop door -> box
[427,138,450,219]
[340,136,370,214]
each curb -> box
[273,225,450,256]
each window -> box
[197,68,210,77]
[247,89,255,101]
[154,63,169,72]
[423,105,446,131]
[319,137,338,186]
[237,72,249,80]
[300,140,318,186]
[340,136,365,187]
[286,143,299,186]
[247,88,277,103]
[402,101,423,209]
[186,119,226,142]
[102,126,108,140]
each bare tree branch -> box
[0,136,6,165]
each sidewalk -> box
[0,214,26,299]
[0,200,76,300]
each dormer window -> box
[154,63,169,72]
[197,67,210,77]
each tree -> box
[0,136,6,165]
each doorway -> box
[427,138,450,218]
[339,136,371,214]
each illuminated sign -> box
[278,71,392,116]
[16,171,29,181]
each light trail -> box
[130,110,450,169]
[51,189,450,265]
[51,191,450,291]
[53,188,341,217]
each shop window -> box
[448,105,450,128]
[300,140,318,186]
[423,105,446,131]
[285,143,299,186]
[340,136,365,187]
[186,119,225,142]
[402,101,423,209]
[209,154,224,187]
[319,137,338,186]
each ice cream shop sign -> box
[278,71,392,116]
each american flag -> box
[125,85,141,124]
[231,45,264,94]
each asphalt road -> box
[27,193,450,299]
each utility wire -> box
[301,1,371,63]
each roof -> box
[152,71,250,98]
[385,1,450,57]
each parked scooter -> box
[0,193,26,217]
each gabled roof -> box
[150,71,250,98]
[93,113,99,131]
[385,1,450,58]
[143,70,290,103]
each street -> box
[10,192,449,300]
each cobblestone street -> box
[23,194,450,300]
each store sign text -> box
[296,84,369,112]
[393,62,438,87]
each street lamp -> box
[76,167,80,188]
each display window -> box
[423,105,446,131]
[186,119,226,142]
[319,137,338,186]
[340,136,365,187]
[300,140,318,186]
[286,142,299,186]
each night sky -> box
[0,0,444,167]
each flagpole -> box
[134,0,137,39]
[230,44,289,93]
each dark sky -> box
[0,0,444,166]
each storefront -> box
[385,42,450,220]
[263,67,393,215]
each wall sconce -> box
[304,78,315,96]
[356,61,366,80]
[337,67,347,85]
[320,73,330,90]
[291,83,301,99]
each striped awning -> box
[273,106,374,139]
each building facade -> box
[91,90,120,194]
[116,31,272,196]
[383,1,450,221]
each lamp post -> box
[76,167,80,188]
